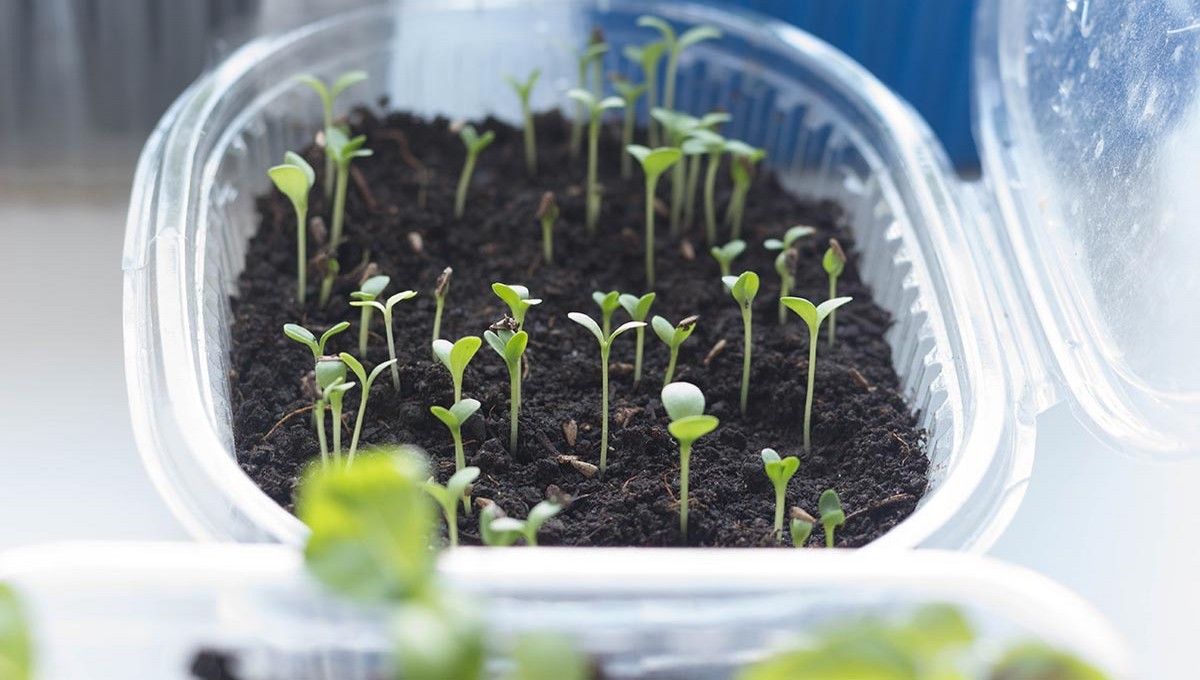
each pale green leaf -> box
[784,225,816,247]
[385,290,418,310]
[480,505,521,547]
[330,70,368,99]
[781,297,819,330]
[637,15,676,45]
[566,88,596,109]
[338,352,366,383]
[296,74,330,105]
[319,321,351,354]
[651,315,676,345]
[668,414,719,443]
[359,275,390,298]
[283,151,316,186]
[526,501,562,531]
[315,359,347,390]
[678,25,722,50]
[610,320,646,341]
[483,330,508,359]
[761,448,781,465]
[504,331,529,365]
[445,467,480,501]
[819,489,845,527]
[284,323,317,347]
[449,398,481,424]
[432,339,454,369]
[268,165,311,212]
[661,381,705,420]
[618,292,656,320]
[568,312,605,345]
[627,145,681,178]
[430,405,459,430]
[790,518,814,547]
[816,296,853,323]
[367,359,398,388]
[450,336,483,375]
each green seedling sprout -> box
[760,448,800,536]
[431,266,452,354]
[789,507,815,547]
[318,255,339,308]
[567,89,624,234]
[765,225,816,323]
[536,192,559,265]
[347,274,392,356]
[0,583,32,680]
[618,292,656,383]
[350,288,416,391]
[313,357,348,467]
[681,129,728,243]
[637,16,722,139]
[480,503,519,547]
[626,144,682,287]
[569,35,609,159]
[504,69,541,175]
[492,282,542,330]
[283,321,351,360]
[661,381,720,542]
[297,71,367,198]
[568,312,645,473]
[338,353,398,464]
[268,151,316,304]
[621,40,667,146]
[823,239,847,347]
[430,398,482,477]
[651,108,699,236]
[818,489,845,548]
[710,239,746,277]
[483,501,563,547]
[781,296,853,453]
[591,290,621,336]
[723,141,766,240]
[722,271,760,415]
[324,377,356,465]
[423,467,480,547]
[455,125,496,219]
[610,75,647,179]
[484,325,529,453]
[432,335,483,403]
[324,126,373,250]
[651,314,699,386]
[682,113,732,232]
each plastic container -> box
[122,0,1200,552]
[0,544,1131,679]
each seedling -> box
[765,225,816,323]
[0,583,32,680]
[504,69,541,175]
[682,113,731,232]
[317,255,339,308]
[789,507,815,547]
[312,357,348,467]
[818,489,845,548]
[536,192,559,265]
[637,16,722,136]
[455,125,496,219]
[591,290,621,336]
[651,314,698,386]
[761,448,799,536]
[568,312,645,473]
[722,271,760,415]
[338,353,398,464]
[492,283,542,330]
[482,501,563,547]
[710,239,746,277]
[283,321,351,360]
[681,129,727,243]
[781,296,853,453]
[430,398,482,476]
[348,274,390,355]
[626,144,682,287]
[723,141,766,240]
[268,151,316,303]
[621,40,667,146]
[570,36,609,159]
[484,326,529,452]
[567,89,624,233]
[479,503,519,547]
[324,377,356,464]
[422,467,480,548]
[324,126,373,249]
[432,335,483,403]
[618,292,656,383]
[610,75,647,178]
[651,108,698,236]
[661,382,719,541]
[431,266,452,353]
[297,70,367,198]
[353,287,417,391]
[823,239,847,347]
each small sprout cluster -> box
[504,69,541,176]
[432,336,482,403]
[710,239,746,277]
[760,448,799,536]
[298,71,367,197]
[423,466,480,547]
[267,151,316,303]
[481,500,563,547]
[536,192,559,265]
[568,89,624,233]
[818,489,845,547]
[781,296,853,453]
[570,34,609,158]
[568,311,644,473]
[339,352,397,463]
[618,292,656,383]
[722,271,759,415]
[352,282,417,393]
[651,314,698,386]
[765,225,815,324]
[723,141,766,240]
[431,398,482,478]
[626,144,682,286]
[661,382,719,541]
[485,322,530,453]
[455,125,496,218]
[324,126,373,248]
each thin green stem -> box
[621,106,635,179]
[348,388,369,463]
[542,221,554,264]
[634,327,645,383]
[509,363,521,453]
[664,52,679,120]
[645,177,657,287]
[331,161,349,248]
[726,185,747,240]
[600,345,611,473]
[358,306,371,356]
[331,399,343,464]
[296,209,307,304]
[679,440,691,542]
[322,107,334,199]
[774,486,786,535]
[828,276,839,347]
[453,375,462,404]
[804,327,818,455]
[740,306,752,415]
[826,524,835,548]
[586,118,600,234]
[645,70,659,147]
[447,504,459,548]
[454,153,477,219]
[452,428,465,472]
[778,277,791,325]
[664,345,679,386]
[526,528,539,548]
[384,310,400,393]
[319,270,334,308]
[704,154,719,245]
[522,105,537,176]
[431,297,445,359]
[316,400,329,468]
[669,159,684,237]
[683,154,700,230]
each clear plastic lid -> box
[974,0,1200,458]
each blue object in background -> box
[732,0,979,169]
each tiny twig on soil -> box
[703,338,727,365]
[844,493,916,522]
[261,404,317,442]
[350,165,378,211]
[849,366,875,391]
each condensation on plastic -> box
[973,0,1200,459]
[123,0,1032,551]
[0,544,1131,680]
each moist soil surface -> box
[231,107,928,548]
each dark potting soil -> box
[231,107,928,548]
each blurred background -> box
[0,1,1195,678]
